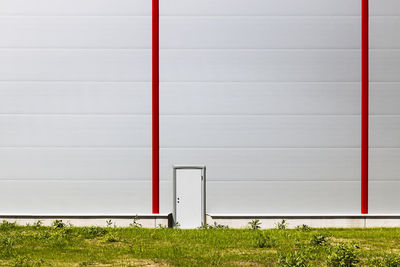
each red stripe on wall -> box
[152,0,160,214]
[361,0,369,214]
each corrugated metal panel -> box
[0,148,150,180]
[0,0,151,215]
[0,0,150,15]
[160,1,361,214]
[206,181,360,214]
[160,50,360,82]
[0,180,167,215]
[160,149,360,181]
[369,1,400,213]
[0,82,151,114]
[160,83,361,115]
[159,0,361,16]
[159,17,361,49]
[3,0,398,215]
[161,116,360,148]
[0,50,151,81]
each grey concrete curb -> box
[2,214,400,228]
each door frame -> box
[173,165,206,227]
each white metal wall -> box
[159,0,362,214]
[370,0,400,214]
[0,0,153,214]
[1,0,399,215]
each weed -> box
[368,254,400,267]
[79,261,95,266]
[0,220,17,231]
[0,236,15,247]
[129,215,142,228]
[157,224,167,229]
[51,220,67,229]
[382,254,400,266]
[33,231,51,240]
[0,235,16,258]
[200,222,229,229]
[12,256,44,267]
[103,233,120,243]
[276,219,288,230]
[79,226,107,239]
[248,219,261,230]
[310,234,330,246]
[106,220,113,227]
[328,243,360,267]
[278,250,310,267]
[253,232,275,248]
[32,220,43,229]
[295,224,312,232]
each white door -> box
[175,169,203,229]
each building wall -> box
[0,0,153,214]
[370,0,400,214]
[160,0,362,214]
[0,0,398,215]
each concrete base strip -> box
[0,214,171,228]
[2,214,400,228]
[208,215,400,228]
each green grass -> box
[1,220,400,266]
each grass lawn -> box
[1,220,400,266]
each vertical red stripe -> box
[361,0,369,214]
[152,0,160,214]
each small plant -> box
[12,256,44,267]
[0,236,15,247]
[174,221,181,228]
[80,226,107,239]
[129,215,142,228]
[310,234,329,246]
[33,231,51,240]
[368,254,400,267]
[79,261,95,266]
[0,220,17,230]
[103,233,119,243]
[278,250,309,267]
[253,232,275,248]
[51,219,66,229]
[295,224,312,232]
[248,219,262,230]
[328,243,360,267]
[157,224,167,229]
[200,222,229,229]
[0,236,15,258]
[106,220,113,227]
[276,219,288,230]
[383,254,400,266]
[32,220,43,229]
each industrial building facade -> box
[0,0,399,218]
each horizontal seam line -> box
[0,48,366,51]
[0,47,363,50]
[0,15,361,17]
[0,81,360,84]
[0,179,360,182]
[0,146,152,150]
[0,114,361,116]
[160,147,360,149]
[207,180,359,183]
[0,147,358,150]
[0,179,152,182]
[0,48,151,50]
